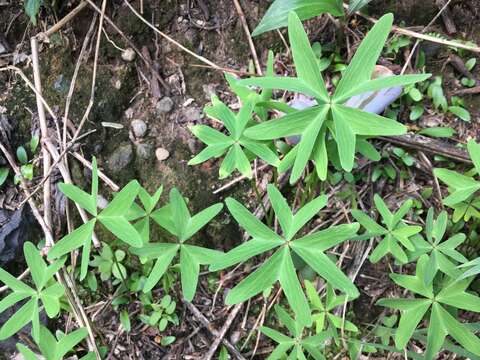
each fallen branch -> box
[232,0,262,75]
[205,303,243,360]
[349,5,480,53]
[380,133,471,164]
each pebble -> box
[131,119,147,138]
[183,107,203,122]
[107,144,133,173]
[121,48,136,62]
[155,147,170,161]
[156,97,174,114]
[136,143,154,159]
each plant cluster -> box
[3,4,480,360]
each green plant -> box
[239,13,429,183]
[224,51,275,122]
[210,184,359,325]
[305,280,358,339]
[260,305,332,359]
[138,294,178,333]
[409,208,467,284]
[17,326,94,360]
[0,167,8,187]
[377,255,480,359]
[127,186,163,246]
[89,243,127,282]
[392,147,415,167]
[434,140,480,222]
[188,95,279,179]
[252,0,344,36]
[130,187,223,301]
[352,194,422,264]
[47,158,142,280]
[374,314,398,347]
[0,242,65,342]
[24,0,41,25]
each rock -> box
[155,147,170,161]
[136,143,154,159]
[131,119,147,138]
[183,107,203,122]
[121,48,136,62]
[156,97,174,114]
[107,144,133,173]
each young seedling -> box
[409,208,467,284]
[352,194,422,264]
[188,95,279,179]
[16,326,94,360]
[260,305,332,359]
[377,255,480,359]
[239,12,430,183]
[434,140,480,222]
[225,50,275,122]
[210,184,359,326]
[130,188,223,301]
[126,185,163,246]
[305,280,358,340]
[0,242,66,342]
[47,157,143,280]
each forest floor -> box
[1,0,480,359]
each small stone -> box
[183,107,203,122]
[156,97,174,114]
[136,143,154,159]
[155,147,170,161]
[121,48,136,62]
[131,119,147,138]
[107,144,133,173]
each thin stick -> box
[30,37,101,247]
[205,303,243,360]
[0,269,30,293]
[0,142,100,359]
[43,138,101,247]
[31,37,53,244]
[0,66,57,119]
[71,151,119,191]
[190,63,256,76]
[213,163,270,194]
[184,301,247,360]
[37,1,88,40]
[401,0,453,74]
[350,5,480,53]
[122,0,221,69]
[380,133,471,164]
[83,0,170,92]
[63,15,97,152]
[232,0,262,75]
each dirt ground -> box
[1,0,480,358]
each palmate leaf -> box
[409,208,467,284]
[17,326,91,360]
[434,140,480,210]
[188,96,279,179]
[210,185,360,325]
[353,195,421,264]
[260,305,332,360]
[49,159,142,280]
[0,242,65,342]
[378,255,480,358]
[128,186,164,246]
[305,281,358,334]
[252,0,343,36]
[241,12,423,181]
[130,188,222,301]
